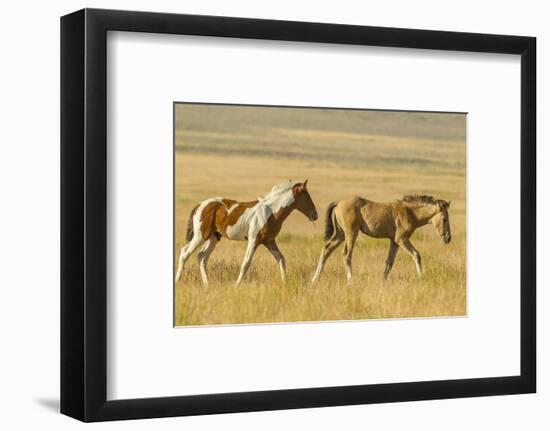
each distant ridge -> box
[175,103,466,142]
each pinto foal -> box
[175,180,318,286]
[311,195,451,284]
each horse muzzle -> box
[310,211,319,222]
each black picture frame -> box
[61,8,536,422]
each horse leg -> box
[383,240,399,280]
[197,236,219,287]
[342,228,359,283]
[264,240,286,283]
[174,244,189,283]
[174,235,205,283]
[235,238,258,285]
[311,234,344,284]
[397,238,422,276]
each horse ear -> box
[303,179,308,189]
[447,200,451,208]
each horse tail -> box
[186,204,199,243]
[324,202,339,241]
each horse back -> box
[216,199,259,240]
[360,200,399,238]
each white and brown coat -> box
[175,180,318,286]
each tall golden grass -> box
[174,106,466,326]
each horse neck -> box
[262,190,296,223]
[410,204,438,226]
[272,201,297,223]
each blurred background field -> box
[174,104,466,326]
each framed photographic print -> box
[61,8,536,422]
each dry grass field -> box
[174,104,466,326]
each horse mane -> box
[402,194,437,204]
[401,194,448,208]
[259,180,301,201]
